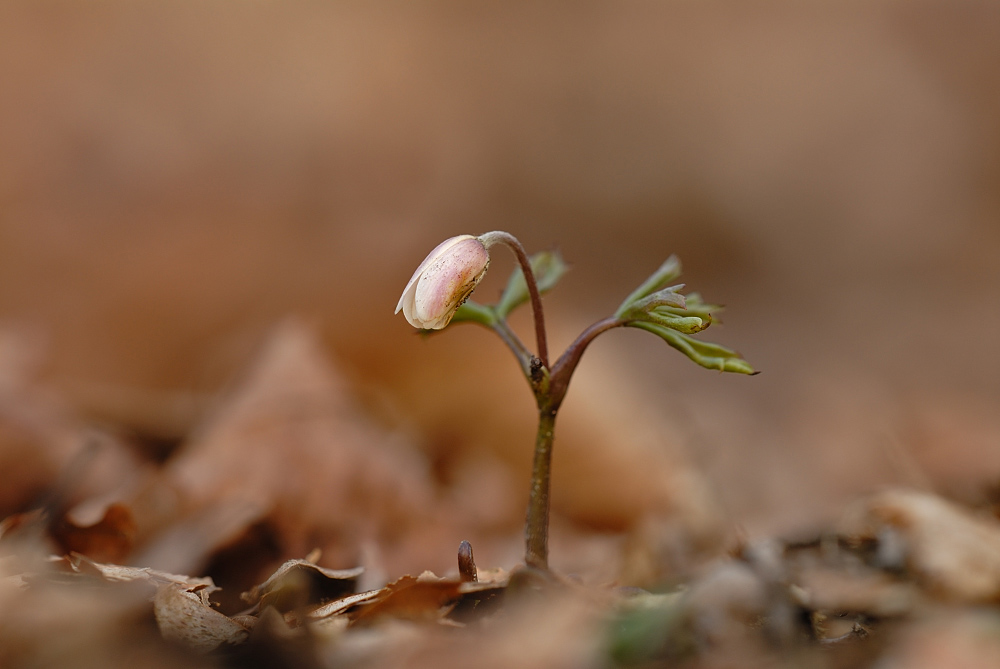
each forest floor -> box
[3,321,1000,669]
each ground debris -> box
[4,323,1000,667]
[153,582,250,653]
[838,488,1000,602]
[7,485,1000,667]
[240,555,364,612]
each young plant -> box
[395,231,755,570]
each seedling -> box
[396,231,755,570]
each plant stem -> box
[548,316,624,410]
[478,231,549,369]
[476,233,626,570]
[522,317,623,569]
[524,406,556,569]
[491,318,532,377]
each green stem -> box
[524,407,556,569]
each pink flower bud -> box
[395,235,490,329]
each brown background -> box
[2,1,999,573]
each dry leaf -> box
[50,503,136,564]
[791,565,922,618]
[0,508,48,544]
[155,320,438,574]
[303,590,383,623]
[349,569,510,626]
[154,582,249,652]
[0,549,204,669]
[241,557,364,611]
[130,497,268,578]
[878,611,1000,669]
[839,489,1000,602]
[349,572,464,624]
[0,329,143,520]
[68,552,217,591]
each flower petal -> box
[395,235,474,315]
[411,237,490,330]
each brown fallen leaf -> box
[50,503,137,564]
[349,569,509,626]
[67,552,218,591]
[839,489,1000,602]
[349,572,464,625]
[0,508,48,545]
[877,610,1000,669]
[792,561,924,619]
[0,328,144,521]
[302,589,384,624]
[154,582,249,653]
[1,544,217,669]
[146,320,440,578]
[358,582,609,669]
[241,556,364,612]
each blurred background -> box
[1,1,999,585]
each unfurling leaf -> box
[629,321,756,375]
[636,311,708,334]
[632,285,687,310]
[616,285,710,334]
[495,249,568,319]
[665,292,722,321]
[615,255,682,316]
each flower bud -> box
[395,235,491,329]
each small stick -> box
[458,540,478,583]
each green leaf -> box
[629,321,756,374]
[630,285,687,310]
[447,300,496,327]
[634,311,708,334]
[615,255,682,317]
[663,292,721,321]
[616,284,687,321]
[494,249,568,319]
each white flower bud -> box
[395,235,490,329]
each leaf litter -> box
[4,321,1000,666]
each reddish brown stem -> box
[548,317,624,410]
[524,407,556,568]
[524,316,624,569]
[479,231,549,369]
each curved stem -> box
[548,316,624,410]
[478,231,549,369]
